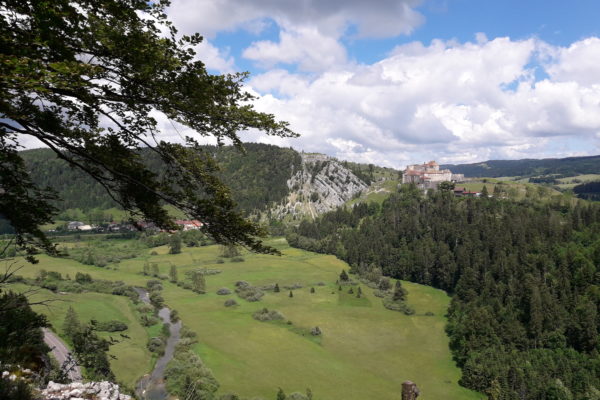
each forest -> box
[287,186,600,399]
[19,144,301,215]
[442,155,600,178]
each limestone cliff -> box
[270,153,368,220]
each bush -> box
[310,326,322,336]
[283,282,303,290]
[216,287,232,295]
[234,281,250,289]
[236,286,264,302]
[136,304,154,314]
[382,298,415,315]
[146,280,163,291]
[147,337,165,354]
[150,251,158,255]
[215,258,224,264]
[231,256,244,262]
[372,289,387,298]
[141,314,159,327]
[96,320,128,332]
[224,299,238,307]
[252,308,285,321]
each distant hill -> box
[18,145,380,225]
[441,155,600,178]
[21,144,302,215]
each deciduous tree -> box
[0,0,296,258]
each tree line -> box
[287,185,600,399]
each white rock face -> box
[272,153,368,220]
[40,381,131,400]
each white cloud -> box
[194,40,235,73]
[243,36,600,167]
[243,26,347,72]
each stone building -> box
[402,161,464,189]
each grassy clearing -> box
[9,283,154,388]
[11,238,482,400]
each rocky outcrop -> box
[41,381,131,400]
[272,153,368,220]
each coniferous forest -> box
[287,185,600,399]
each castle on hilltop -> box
[402,161,464,189]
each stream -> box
[134,288,182,400]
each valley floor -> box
[12,237,483,400]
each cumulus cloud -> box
[166,0,425,39]
[243,26,347,72]
[243,36,600,167]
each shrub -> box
[231,256,244,262]
[372,290,387,298]
[310,287,315,293]
[215,258,224,264]
[283,282,303,290]
[147,337,165,354]
[150,251,158,255]
[235,281,250,289]
[382,298,415,315]
[141,314,159,326]
[425,311,435,316]
[252,308,285,322]
[146,280,163,291]
[310,326,322,336]
[216,287,232,295]
[136,304,154,314]
[236,286,264,302]
[315,281,326,286]
[96,320,128,332]
[224,299,238,307]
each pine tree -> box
[339,270,349,282]
[310,287,315,293]
[63,306,81,339]
[392,280,408,302]
[289,291,293,298]
[481,185,489,197]
[169,265,178,283]
[357,286,362,298]
[274,283,280,293]
[142,262,150,276]
[277,388,286,400]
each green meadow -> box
[10,237,483,400]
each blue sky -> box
[163,0,600,167]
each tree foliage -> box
[0,0,297,256]
[289,187,600,399]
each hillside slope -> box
[442,154,600,178]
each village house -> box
[175,220,203,231]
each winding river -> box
[134,288,182,400]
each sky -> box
[46,1,600,168]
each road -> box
[43,328,82,381]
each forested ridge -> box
[287,186,600,399]
[442,155,600,178]
[20,143,301,214]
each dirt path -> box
[43,328,82,381]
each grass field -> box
[9,283,155,388]
[10,237,483,400]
